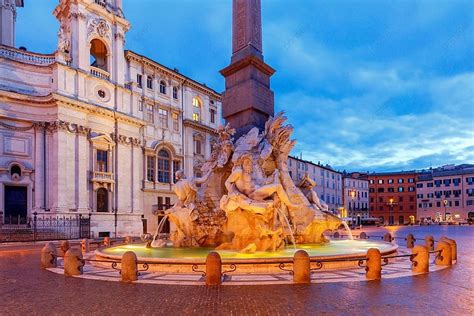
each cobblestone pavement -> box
[1,226,473,315]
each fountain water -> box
[342,221,354,240]
[151,214,170,248]
[275,208,297,250]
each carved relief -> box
[87,18,111,40]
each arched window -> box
[159,81,167,94]
[90,39,108,71]
[157,149,171,183]
[192,97,201,122]
[10,165,21,177]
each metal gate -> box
[0,212,91,243]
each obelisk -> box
[220,0,275,136]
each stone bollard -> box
[205,252,222,286]
[411,245,429,273]
[440,237,457,263]
[125,236,133,244]
[40,242,58,269]
[383,233,392,242]
[103,237,111,247]
[81,239,90,255]
[435,241,452,266]
[425,235,434,251]
[121,251,138,282]
[359,232,367,239]
[365,248,382,280]
[64,248,84,276]
[60,240,70,255]
[406,233,415,248]
[333,232,340,238]
[293,250,311,284]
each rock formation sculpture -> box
[153,112,342,252]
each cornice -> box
[183,119,217,135]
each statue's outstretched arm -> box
[195,169,212,184]
[225,168,241,193]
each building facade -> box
[342,172,369,223]
[0,0,221,237]
[368,172,417,225]
[287,156,342,214]
[416,164,474,223]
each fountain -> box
[95,0,395,272]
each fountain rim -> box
[95,240,398,265]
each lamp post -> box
[387,198,398,226]
[112,207,118,238]
[443,199,448,222]
[349,190,356,228]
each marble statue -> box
[297,173,329,212]
[154,112,343,252]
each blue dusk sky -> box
[15,0,474,172]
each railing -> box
[0,45,56,66]
[94,0,107,8]
[90,171,114,182]
[90,66,110,80]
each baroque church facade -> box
[0,0,222,237]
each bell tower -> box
[53,0,129,85]
[0,0,24,47]
[220,0,275,136]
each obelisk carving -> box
[220,0,275,136]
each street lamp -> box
[349,190,356,227]
[386,198,398,226]
[443,199,448,222]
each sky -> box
[15,0,474,172]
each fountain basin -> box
[94,240,398,273]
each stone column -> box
[435,241,452,266]
[64,248,84,276]
[121,251,138,282]
[40,243,58,269]
[411,245,429,273]
[366,248,382,280]
[205,252,222,286]
[293,250,310,284]
[406,233,415,248]
[425,235,434,251]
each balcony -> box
[90,66,110,80]
[0,45,55,66]
[90,171,114,183]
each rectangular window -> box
[408,186,415,192]
[416,183,423,188]
[427,182,433,187]
[388,187,394,193]
[454,200,459,206]
[369,179,374,184]
[417,194,423,199]
[434,180,442,187]
[146,104,154,123]
[377,188,384,193]
[443,179,451,186]
[194,139,202,155]
[378,197,383,203]
[398,178,404,183]
[437,201,441,207]
[137,74,142,88]
[173,87,178,99]
[408,178,415,183]
[172,112,179,131]
[378,179,383,184]
[467,177,474,185]
[159,108,168,128]
[146,76,153,89]
[157,157,170,183]
[96,150,108,172]
[138,99,143,111]
[192,113,200,122]
[398,187,404,192]
[146,156,155,181]
[210,108,216,124]
[409,196,414,202]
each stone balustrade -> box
[90,66,110,80]
[0,45,55,66]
